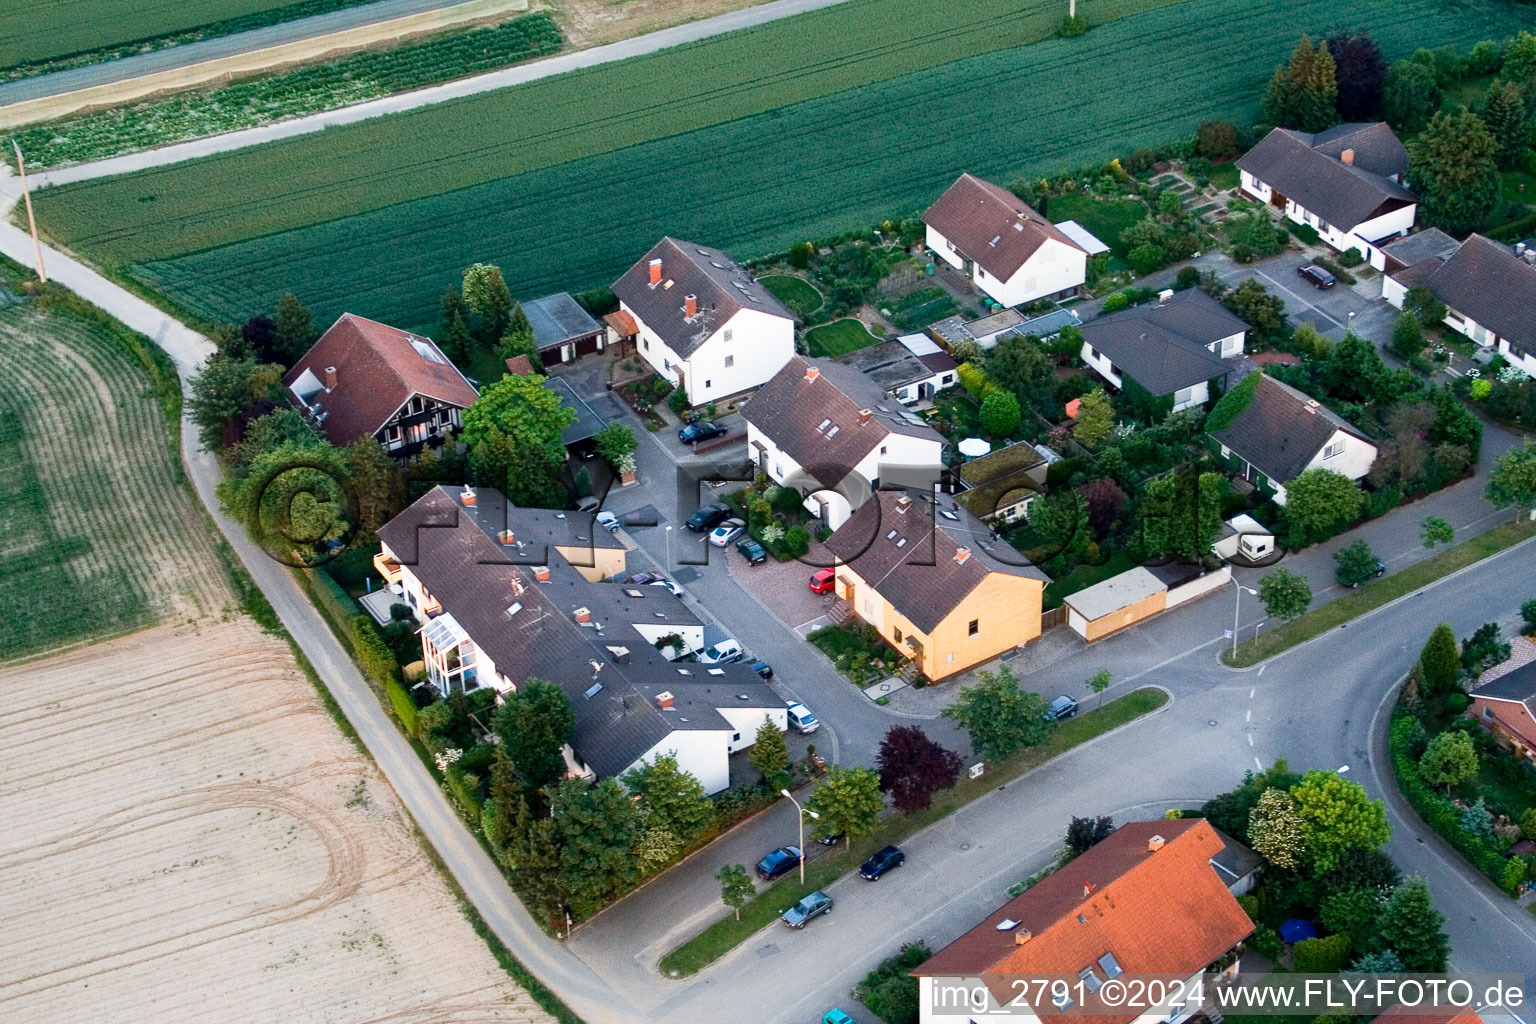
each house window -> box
[663,358,671,371]
[705,380,712,389]
[1084,344,1096,359]
[968,619,979,636]
[893,627,902,644]
[724,329,734,343]
[1323,442,1343,460]
[941,374,954,385]
[880,445,888,455]
[1484,706,1495,721]
[641,339,648,352]
[732,732,740,742]
[725,354,735,368]
[1174,386,1196,407]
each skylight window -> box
[826,426,840,438]
[409,338,445,363]
[1098,953,1123,977]
[817,418,832,432]
[887,529,898,539]
[896,538,907,548]
[584,682,603,698]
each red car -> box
[809,568,836,594]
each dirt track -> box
[0,618,555,1024]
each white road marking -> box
[1248,734,1254,746]
[1245,709,1251,722]
[1248,687,1255,699]
[1256,664,1265,676]
[1254,756,1263,771]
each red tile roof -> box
[915,819,1253,1024]
[923,173,1085,282]
[505,354,536,377]
[281,314,479,445]
[605,309,639,336]
[1372,1008,1483,1024]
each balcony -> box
[373,552,403,583]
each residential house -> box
[823,490,1048,680]
[931,307,1082,352]
[742,356,946,529]
[611,237,795,405]
[836,333,958,405]
[912,819,1253,1023]
[1210,375,1377,505]
[282,313,479,458]
[1237,122,1417,271]
[1384,233,1536,377]
[375,485,786,793]
[522,292,605,366]
[954,441,1049,525]
[1079,290,1248,413]
[924,173,1088,308]
[1208,827,1263,896]
[1470,654,1536,763]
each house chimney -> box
[649,258,662,285]
[857,408,873,425]
[1148,834,1166,852]
[498,529,515,545]
[1158,289,1173,305]
[655,690,675,710]
[1014,929,1033,946]
[804,365,821,383]
[573,607,592,624]
[1340,148,1355,166]
[324,365,338,390]
[954,546,972,564]
[1305,399,1320,414]
[685,294,698,319]
[534,565,551,582]
[895,494,912,513]
[1519,242,1528,258]
[1082,882,1095,897]
[607,645,631,664]
[460,486,476,507]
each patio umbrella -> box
[958,437,990,458]
[1278,918,1318,944]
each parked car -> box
[749,658,773,679]
[809,567,836,594]
[1297,263,1336,289]
[815,831,845,847]
[755,845,802,880]
[786,700,820,733]
[1338,559,1388,588]
[623,571,665,585]
[859,845,905,880]
[686,502,731,532]
[699,638,744,664]
[574,495,601,513]
[1044,695,1079,721]
[822,1012,856,1024]
[678,420,728,445]
[595,510,620,533]
[736,537,768,565]
[709,517,747,547]
[781,890,834,928]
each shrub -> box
[668,388,690,414]
[1390,311,1424,360]
[1249,926,1284,961]
[1339,247,1365,267]
[789,241,814,268]
[1059,13,1088,37]
[1293,933,1353,973]
[1176,266,1202,290]
[1100,292,1129,313]
[1291,221,1321,244]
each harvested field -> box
[0,618,557,1024]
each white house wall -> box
[1382,273,1409,309]
[1080,342,1122,389]
[717,705,788,754]
[1240,170,1414,271]
[621,729,733,795]
[1207,330,1246,359]
[1300,427,1377,484]
[1171,381,1211,414]
[625,305,793,406]
[926,225,1085,307]
[1498,340,1536,377]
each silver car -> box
[781,890,834,928]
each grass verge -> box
[1222,519,1536,667]
[657,686,1169,977]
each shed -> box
[1063,566,1167,642]
[1053,220,1112,256]
[524,292,604,364]
[1208,826,1264,896]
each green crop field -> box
[0,292,233,660]
[35,0,1534,335]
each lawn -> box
[36,0,1534,333]
[657,686,1169,976]
[1209,162,1240,191]
[1044,193,1150,256]
[1041,550,1138,610]
[806,318,882,358]
[1223,519,1536,667]
[760,274,823,316]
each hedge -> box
[1486,212,1536,243]
[1388,713,1527,894]
[307,567,364,643]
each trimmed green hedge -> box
[1486,212,1536,243]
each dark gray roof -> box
[1208,827,1263,885]
[1471,660,1536,706]
[1016,308,1083,340]
[824,490,1046,634]
[1381,228,1460,271]
[1079,291,1242,395]
[524,292,602,353]
[546,376,606,445]
[1211,375,1371,483]
[377,487,776,779]
[611,237,793,357]
[1419,234,1536,357]
[1237,124,1415,231]
[837,340,949,392]
[741,355,944,488]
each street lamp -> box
[664,525,673,573]
[1231,577,1259,657]
[781,788,819,884]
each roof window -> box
[409,338,445,363]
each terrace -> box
[953,441,1049,524]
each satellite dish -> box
[958,437,990,458]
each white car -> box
[786,701,820,734]
[595,510,620,533]
[699,638,744,664]
[708,517,746,547]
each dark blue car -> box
[756,845,802,880]
[859,845,905,880]
[678,421,728,445]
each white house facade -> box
[1078,290,1246,414]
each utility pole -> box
[12,141,46,283]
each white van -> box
[786,701,820,734]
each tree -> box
[1086,669,1112,708]
[980,390,1022,438]
[942,664,1053,763]
[1419,731,1477,794]
[1418,623,1461,700]
[1065,815,1116,855]
[876,725,963,814]
[592,422,639,475]
[1196,120,1238,160]
[271,292,316,363]
[188,356,283,450]
[1382,60,1442,134]
[716,864,754,921]
[1420,515,1454,549]
[1328,32,1387,120]
[1389,311,1424,360]
[1296,40,1340,132]
[493,679,576,790]
[1482,79,1530,169]
[1461,795,1493,837]
[1247,788,1305,869]
[498,301,539,362]
[1285,468,1368,547]
[1291,770,1391,874]
[1263,65,1299,128]
[1349,950,1405,973]
[1403,285,1447,326]
[1074,388,1114,447]
[1258,568,1312,621]
[986,333,1056,410]
[438,286,471,362]
[548,776,639,917]
[624,753,716,848]
[1522,598,1536,636]
[1486,437,1536,522]
[1377,877,1450,971]
[1461,621,1510,676]
[508,809,566,924]
[216,439,352,561]
[1223,278,1287,343]
[749,717,792,786]
[1506,30,1536,103]
[1408,109,1500,234]
[1320,886,1384,954]
[1293,934,1353,973]
[1138,468,1224,561]
[462,263,512,343]
[461,373,576,508]
[345,437,402,541]
[1333,540,1381,588]
[807,765,885,848]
